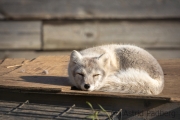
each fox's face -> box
[68,50,110,91]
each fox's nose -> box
[84,84,90,89]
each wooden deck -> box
[0,56,180,119]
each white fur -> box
[94,68,163,95]
[68,44,164,95]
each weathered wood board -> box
[0,0,180,19]
[0,100,113,120]
[0,58,27,76]
[0,21,41,49]
[0,13,4,19]
[0,59,3,64]
[0,51,71,60]
[43,21,180,49]
[0,56,70,92]
[148,50,180,59]
[0,49,180,60]
[0,56,180,102]
[0,56,180,119]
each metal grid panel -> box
[0,100,120,120]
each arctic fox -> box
[68,44,164,95]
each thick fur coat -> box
[68,44,164,95]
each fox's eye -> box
[77,73,84,77]
[93,74,100,77]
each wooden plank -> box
[11,104,108,120]
[0,51,71,60]
[0,49,180,60]
[148,50,180,59]
[0,59,3,65]
[0,56,180,102]
[0,13,4,19]
[1,92,180,120]
[60,89,170,101]
[43,21,180,49]
[0,56,70,91]
[128,102,180,120]
[0,58,27,76]
[0,101,112,120]
[0,85,62,93]
[0,21,41,50]
[0,0,180,19]
[158,59,180,66]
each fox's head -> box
[68,50,110,91]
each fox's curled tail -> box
[96,68,164,95]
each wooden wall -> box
[0,0,180,59]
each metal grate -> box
[0,100,121,120]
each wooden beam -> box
[0,0,180,20]
[0,21,41,50]
[43,21,180,49]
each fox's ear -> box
[70,50,82,64]
[97,53,110,67]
